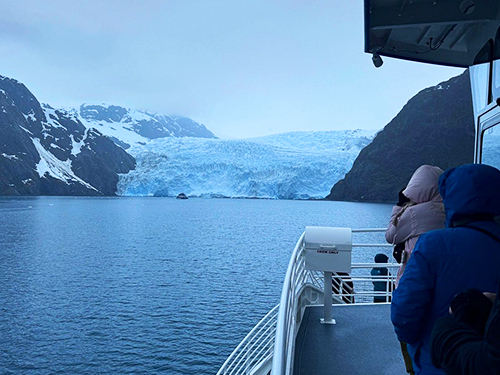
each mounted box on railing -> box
[304,226,352,273]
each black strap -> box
[461,224,500,244]
[451,214,496,227]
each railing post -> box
[321,271,336,324]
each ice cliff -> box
[117,130,376,199]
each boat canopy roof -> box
[365,0,500,67]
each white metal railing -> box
[217,228,398,375]
[271,228,397,375]
[216,304,279,375]
[272,233,307,375]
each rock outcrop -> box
[326,70,474,203]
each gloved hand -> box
[450,289,493,335]
[393,242,404,263]
[397,188,410,207]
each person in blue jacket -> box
[391,164,500,375]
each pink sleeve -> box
[385,205,414,245]
[385,206,402,244]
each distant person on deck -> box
[391,164,500,375]
[371,253,392,303]
[386,165,446,375]
[332,272,354,303]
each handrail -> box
[216,304,279,375]
[271,228,396,375]
[271,232,305,375]
[351,228,387,232]
[217,228,396,375]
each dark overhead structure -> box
[365,0,500,68]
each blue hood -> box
[438,164,500,227]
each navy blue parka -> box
[391,164,500,374]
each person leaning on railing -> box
[385,165,446,375]
[385,165,446,289]
[332,272,354,304]
[371,253,392,303]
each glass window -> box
[481,124,500,169]
[493,60,500,102]
[470,62,490,118]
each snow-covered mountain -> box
[65,104,217,149]
[0,75,222,196]
[117,130,376,199]
[0,76,135,196]
[0,73,377,199]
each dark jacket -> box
[371,266,390,302]
[430,282,500,374]
[391,164,500,374]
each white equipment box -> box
[304,226,352,273]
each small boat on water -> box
[217,1,500,374]
[176,192,188,199]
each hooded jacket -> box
[391,164,500,375]
[385,165,446,286]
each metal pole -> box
[321,271,336,324]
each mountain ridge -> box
[0,75,218,196]
[326,70,474,203]
[65,103,217,149]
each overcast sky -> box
[0,0,463,139]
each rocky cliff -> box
[0,76,136,196]
[326,70,474,203]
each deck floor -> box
[293,304,406,375]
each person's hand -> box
[484,292,496,303]
[397,188,410,206]
[393,243,404,263]
[449,289,493,334]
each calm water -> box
[0,197,392,375]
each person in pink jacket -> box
[386,164,446,375]
[386,165,446,287]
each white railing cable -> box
[351,228,387,232]
[353,243,393,247]
[232,315,277,375]
[216,304,279,375]
[227,321,274,375]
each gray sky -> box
[0,0,463,139]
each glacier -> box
[117,130,377,199]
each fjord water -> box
[0,197,392,375]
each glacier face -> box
[117,130,376,199]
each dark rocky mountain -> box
[326,70,474,203]
[0,76,136,196]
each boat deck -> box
[293,304,405,375]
